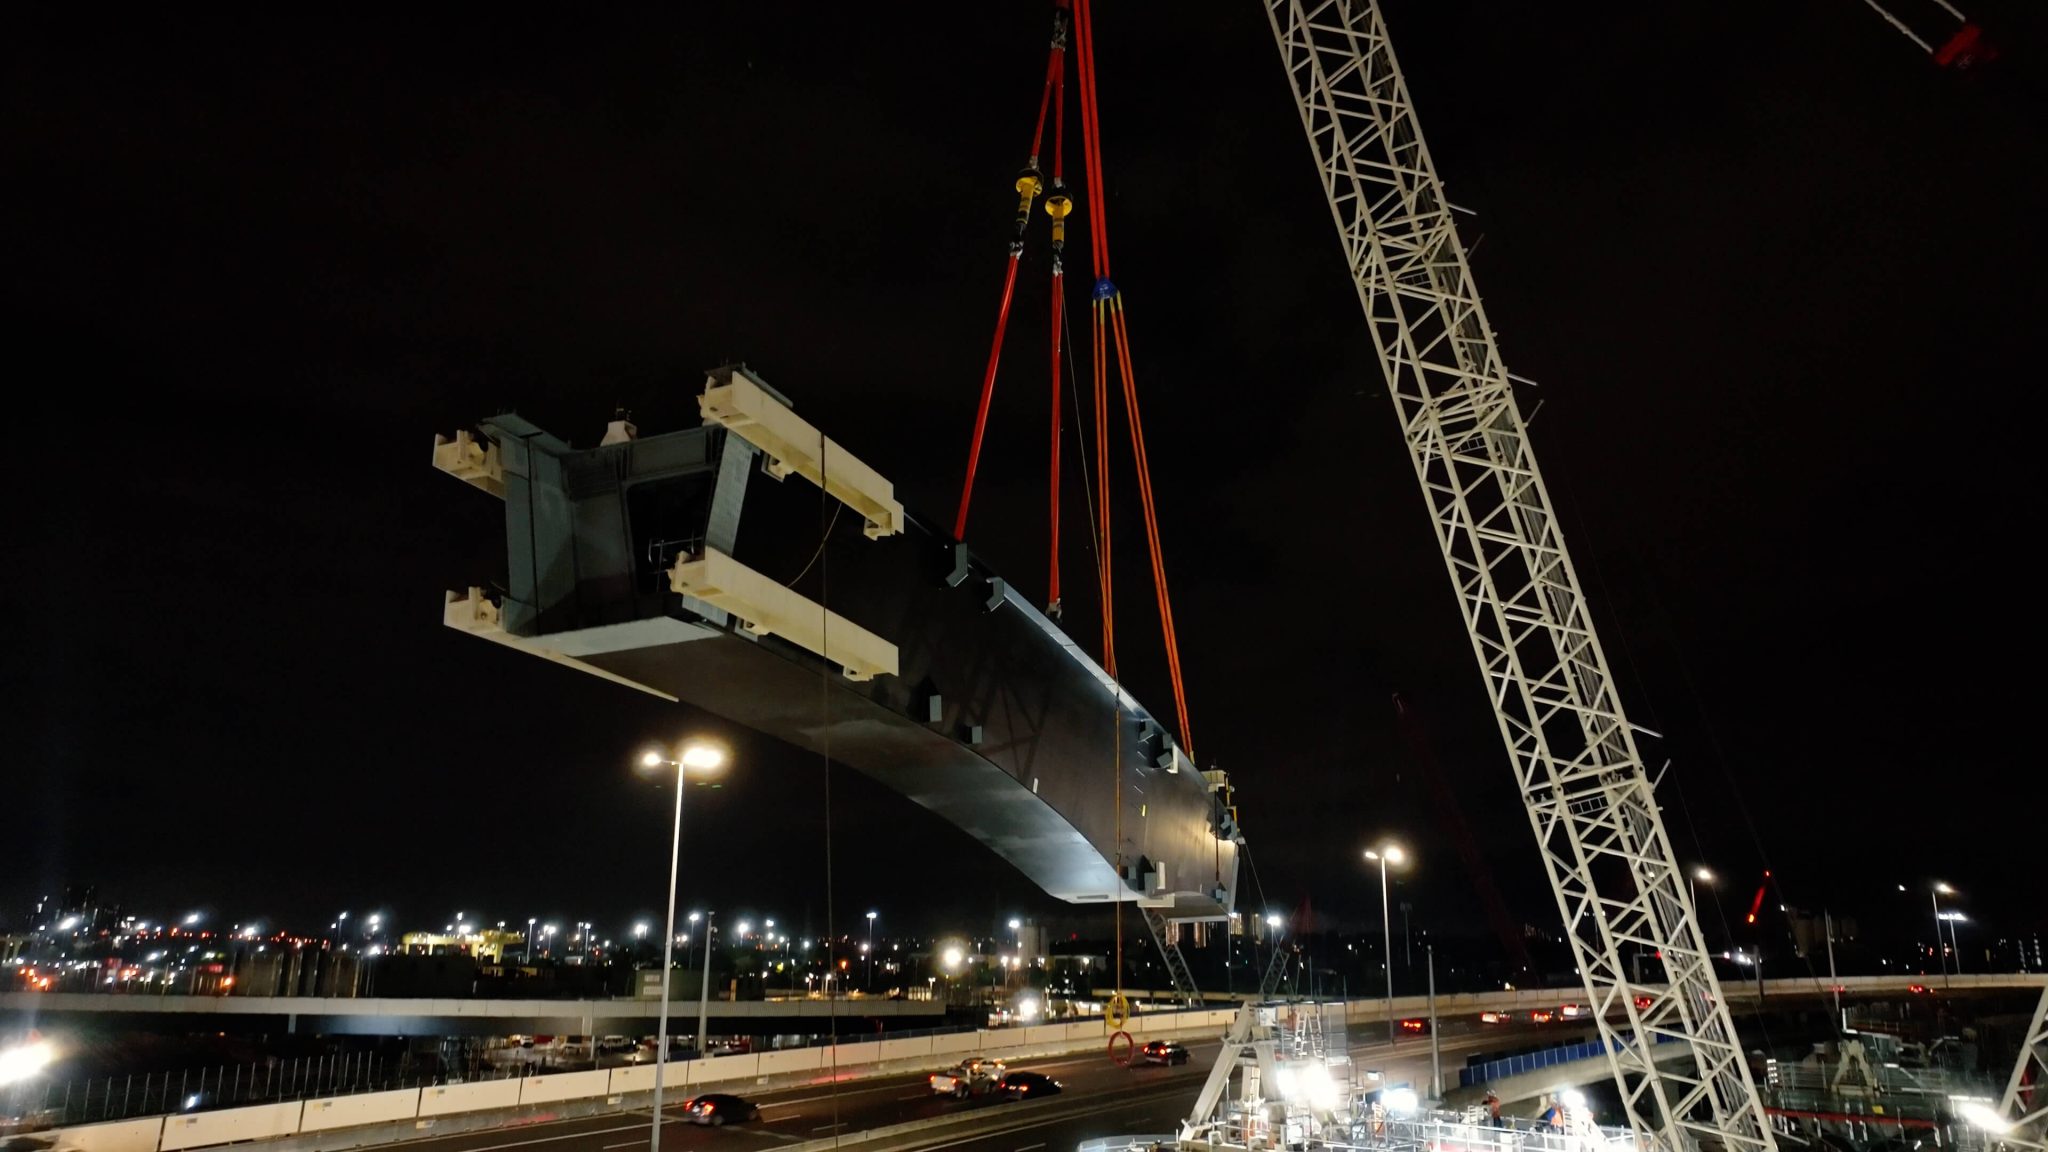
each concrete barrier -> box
[832,1042,880,1069]
[418,1078,520,1116]
[160,1102,304,1151]
[875,1037,930,1063]
[686,1054,758,1085]
[1022,1024,1066,1048]
[608,1064,663,1094]
[298,1089,422,1132]
[518,1069,610,1105]
[756,1048,824,1077]
[931,1032,978,1056]
[48,1117,166,1152]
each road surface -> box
[358,1024,1581,1152]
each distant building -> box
[1786,907,1858,961]
[399,928,523,962]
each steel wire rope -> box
[1071,0,1125,1018]
[1553,459,1818,1050]
[786,504,843,588]
[818,429,843,1143]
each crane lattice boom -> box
[1262,4,1774,1151]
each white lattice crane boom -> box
[2000,987,2048,1148]
[1262,4,1774,1152]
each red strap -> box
[952,254,1023,540]
[952,30,1068,542]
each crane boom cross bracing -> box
[1262,4,1773,1152]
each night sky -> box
[7,4,2042,952]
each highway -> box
[360,1024,1583,1152]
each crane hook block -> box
[1014,168,1044,237]
[1044,187,1073,249]
[1092,277,1116,302]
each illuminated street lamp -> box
[1365,844,1409,1043]
[1690,868,1716,945]
[866,912,878,991]
[1931,882,1957,986]
[525,918,537,964]
[638,739,729,1152]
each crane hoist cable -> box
[1046,19,1072,616]
[952,6,1070,547]
[1073,0,1195,762]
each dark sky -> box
[6,4,2042,951]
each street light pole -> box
[651,765,686,1152]
[696,912,717,1060]
[1932,883,1954,988]
[1426,943,1442,1103]
[866,912,878,992]
[640,742,727,1152]
[1365,845,1406,1045]
[1380,859,1393,1043]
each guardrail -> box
[1455,1034,1679,1090]
[35,1007,1244,1152]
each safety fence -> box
[34,1007,1242,1152]
[1455,1034,1675,1091]
[4,1052,458,1129]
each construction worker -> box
[1486,1090,1503,1127]
[1539,1096,1565,1131]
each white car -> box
[929,1058,1006,1098]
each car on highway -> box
[1558,1004,1589,1019]
[1529,1009,1555,1023]
[1479,1010,1511,1025]
[1140,1041,1190,1066]
[929,1058,1007,1098]
[1399,1018,1431,1035]
[684,1094,760,1126]
[597,1036,635,1054]
[998,1071,1063,1099]
[2,1132,82,1152]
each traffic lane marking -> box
[881,1096,1188,1152]
[398,1122,651,1152]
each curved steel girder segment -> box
[435,405,1238,923]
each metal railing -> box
[1457,1033,1678,1090]
[1330,1113,1644,1152]
[1,1051,494,1128]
